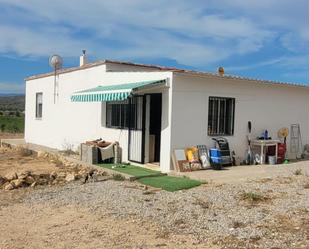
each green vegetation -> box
[97,163,162,177]
[0,95,25,112]
[0,115,24,133]
[138,176,202,192]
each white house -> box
[25,54,309,172]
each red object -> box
[277,143,286,164]
[266,143,286,164]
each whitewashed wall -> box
[171,73,309,165]
[25,64,173,172]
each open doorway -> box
[148,94,162,164]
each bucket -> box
[268,156,276,165]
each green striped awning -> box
[71,79,166,102]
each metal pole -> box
[54,68,56,104]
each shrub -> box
[294,169,303,176]
[0,124,5,132]
[241,192,267,202]
[0,116,24,133]
[112,173,125,181]
[15,146,32,157]
[61,141,78,156]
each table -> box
[251,140,280,164]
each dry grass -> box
[241,191,268,203]
[232,221,246,229]
[15,146,32,157]
[112,173,125,181]
[294,169,303,176]
[193,198,211,209]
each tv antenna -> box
[49,55,63,104]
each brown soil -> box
[0,147,61,176]
[0,146,216,249]
[0,132,23,140]
[0,198,214,249]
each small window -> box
[208,96,235,136]
[35,93,43,119]
[106,100,131,129]
[106,98,142,130]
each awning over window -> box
[70,79,166,102]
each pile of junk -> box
[173,137,236,172]
[80,138,121,164]
[242,122,309,165]
[173,122,309,172]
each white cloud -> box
[0,82,24,93]
[0,0,275,66]
[0,0,307,69]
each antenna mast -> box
[49,55,63,104]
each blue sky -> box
[1,0,309,93]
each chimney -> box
[80,50,87,67]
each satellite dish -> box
[49,54,63,70]
[49,55,63,104]
[218,66,224,76]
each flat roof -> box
[25,59,309,88]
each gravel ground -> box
[12,172,308,249]
[0,143,308,249]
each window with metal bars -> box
[106,99,140,129]
[208,96,235,136]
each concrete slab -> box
[172,162,309,184]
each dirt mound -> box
[0,146,108,190]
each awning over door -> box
[71,79,166,102]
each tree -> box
[0,124,6,132]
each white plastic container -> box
[268,156,276,165]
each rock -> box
[5,172,18,181]
[0,176,7,186]
[18,171,31,179]
[57,172,67,178]
[65,173,76,182]
[11,179,25,188]
[36,178,49,185]
[50,171,57,179]
[31,182,37,188]
[37,151,46,158]
[4,182,15,190]
[25,176,35,185]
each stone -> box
[57,172,67,178]
[4,182,15,190]
[18,171,31,180]
[24,176,35,185]
[0,176,7,186]
[50,171,57,179]
[11,179,25,188]
[37,151,46,158]
[31,182,37,188]
[5,172,18,181]
[37,178,49,185]
[65,173,76,182]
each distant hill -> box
[0,93,24,96]
[0,95,25,111]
